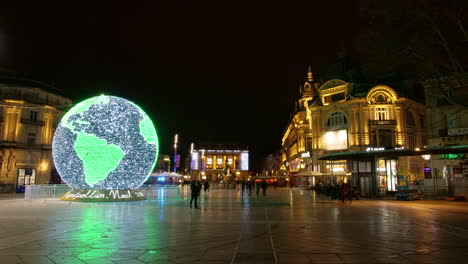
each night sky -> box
[0,2,358,169]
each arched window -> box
[327,112,347,130]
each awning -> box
[293,170,323,176]
[318,145,468,161]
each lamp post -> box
[173,134,178,173]
[189,142,194,177]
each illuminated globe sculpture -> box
[52,95,158,201]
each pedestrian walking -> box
[261,180,267,196]
[203,181,210,192]
[241,181,246,195]
[340,183,350,203]
[255,181,260,196]
[247,180,253,196]
[347,185,354,203]
[190,180,202,208]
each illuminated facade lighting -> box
[421,154,432,160]
[52,95,159,190]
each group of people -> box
[240,180,268,196]
[189,180,269,208]
[316,183,359,202]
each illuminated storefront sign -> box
[366,146,403,151]
[192,152,199,170]
[241,152,249,171]
[366,147,385,151]
[441,154,465,159]
[325,130,348,150]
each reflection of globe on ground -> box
[52,95,158,190]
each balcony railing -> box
[20,118,45,126]
[369,120,396,126]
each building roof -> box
[0,70,64,95]
[195,142,248,150]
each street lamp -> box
[173,134,178,172]
[189,143,194,176]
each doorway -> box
[16,168,36,193]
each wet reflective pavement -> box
[1,187,468,263]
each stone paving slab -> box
[1,187,468,263]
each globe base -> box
[60,189,146,202]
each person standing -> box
[256,181,260,196]
[347,185,354,203]
[340,183,348,203]
[190,180,201,208]
[241,181,246,195]
[247,180,253,196]
[203,181,210,192]
[261,180,268,196]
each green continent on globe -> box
[61,96,110,132]
[139,115,158,145]
[73,131,125,186]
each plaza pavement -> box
[1,186,468,264]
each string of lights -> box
[52,95,159,190]
[0,103,75,109]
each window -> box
[446,114,457,129]
[27,133,36,145]
[407,133,416,149]
[370,129,395,147]
[375,107,388,121]
[17,169,36,186]
[327,112,347,129]
[331,93,345,102]
[30,111,37,122]
[409,163,420,174]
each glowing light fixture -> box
[421,154,432,160]
[52,95,159,190]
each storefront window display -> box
[377,159,397,192]
[17,168,36,186]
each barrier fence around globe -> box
[51,95,159,202]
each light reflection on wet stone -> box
[0,186,468,263]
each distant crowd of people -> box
[189,180,269,209]
[315,183,359,202]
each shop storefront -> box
[377,159,398,192]
[16,168,36,193]
[320,146,468,197]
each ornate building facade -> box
[281,68,427,195]
[190,143,249,181]
[0,76,71,192]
